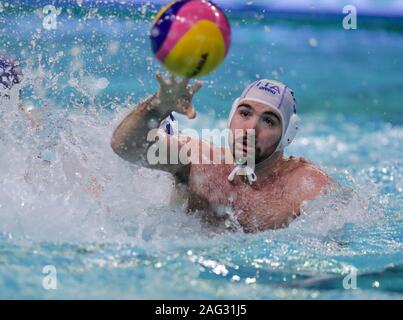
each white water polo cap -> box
[228,79,300,153]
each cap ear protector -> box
[276,113,300,151]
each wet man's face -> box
[229,100,282,164]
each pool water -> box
[0,2,402,299]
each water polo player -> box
[111,73,335,232]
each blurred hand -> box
[155,71,202,119]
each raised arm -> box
[111,72,202,179]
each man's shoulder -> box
[286,156,325,177]
[286,157,335,200]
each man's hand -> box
[111,71,204,178]
[155,72,202,119]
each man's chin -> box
[255,151,274,164]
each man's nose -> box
[249,116,260,134]
[242,116,259,131]
[242,117,258,141]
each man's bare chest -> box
[187,165,295,224]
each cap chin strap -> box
[227,98,300,184]
[227,160,257,185]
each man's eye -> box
[263,118,274,126]
[240,110,250,117]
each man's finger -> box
[155,72,166,87]
[186,106,197,119]
[177,99,196,119]
[169,72,177,84]
[191,81,203,94]
[179,77,190,88]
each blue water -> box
[0,2,402,299]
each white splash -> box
[0,94,205,244]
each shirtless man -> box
[111,73,335,232]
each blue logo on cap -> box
[256,81,280,95]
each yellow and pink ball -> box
[150,0,231,78]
